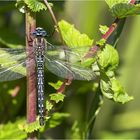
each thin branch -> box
[84,18,120,59]
[57,79,72,93]
[102,18,119,40]
[43,0,64,44]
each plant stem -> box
[102,18,119,40]
[130,0,136,4]
[26,10,37,139]
[86,88,103,139]
[84,0,136,58]
[43,0,64,44]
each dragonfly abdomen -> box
[36,56,45,126]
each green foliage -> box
[0,119,26,139]
[98,44,133,103]
[99,25,109,34]
[46,112,70,128]
[96,38,106,46]
[105,0,140,18]
[48,81,63,90]
[98,44,119,71]
[100,77,133,103]
[46,101,53,111]
[111,3,140,18]
[111,78,133,103]
[19,120,42,133]
[81,57,96,68]
[24,0,47,12]
[49,93,65,103]
[58,20,93,48]
[15,0,26,13]
[16,0,53,13]
[105,0,129,8]
[58,20,133,104]
[19,112,70,133]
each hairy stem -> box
[26,10,37,139]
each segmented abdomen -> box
[36,56,45,126]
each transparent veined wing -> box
[0,48,28,81]
[45,45,98,81]
[46,44,94,62]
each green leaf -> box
[98,44,119,71]
[19,121,41,133]
[99,25,109,34]
[100,76,133,103]
[112,3,140,18]
[19,117,50,133]
[48,81,63,90]
[0,119,26,139]
[81,57,96,68]
[96,38,106,46]
[49,93,65,103]
[58,20,93,48]
[46,112,70,128]
[15,0,26,13]
[24,0,47,12]
[46,100,53,111]
[105,0,129,8]
[106,0,140,18]
[100,74,113,99]
[111,78,134,103]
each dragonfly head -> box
[32,27,47,37]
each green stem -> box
[85,87,103,139]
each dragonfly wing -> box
[46,45,94,67]
[44,56,96,81]
[45,45,97,80]
[0,48,27,81]
[0,62,27,81]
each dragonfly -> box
[0,27,98,126]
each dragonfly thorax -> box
[34,37,46,57]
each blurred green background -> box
[0,1,140,139]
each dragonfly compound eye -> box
[32,27,47,37]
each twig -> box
[43,0,64,44]
[84,18,120,59]
[102,18,119,40]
